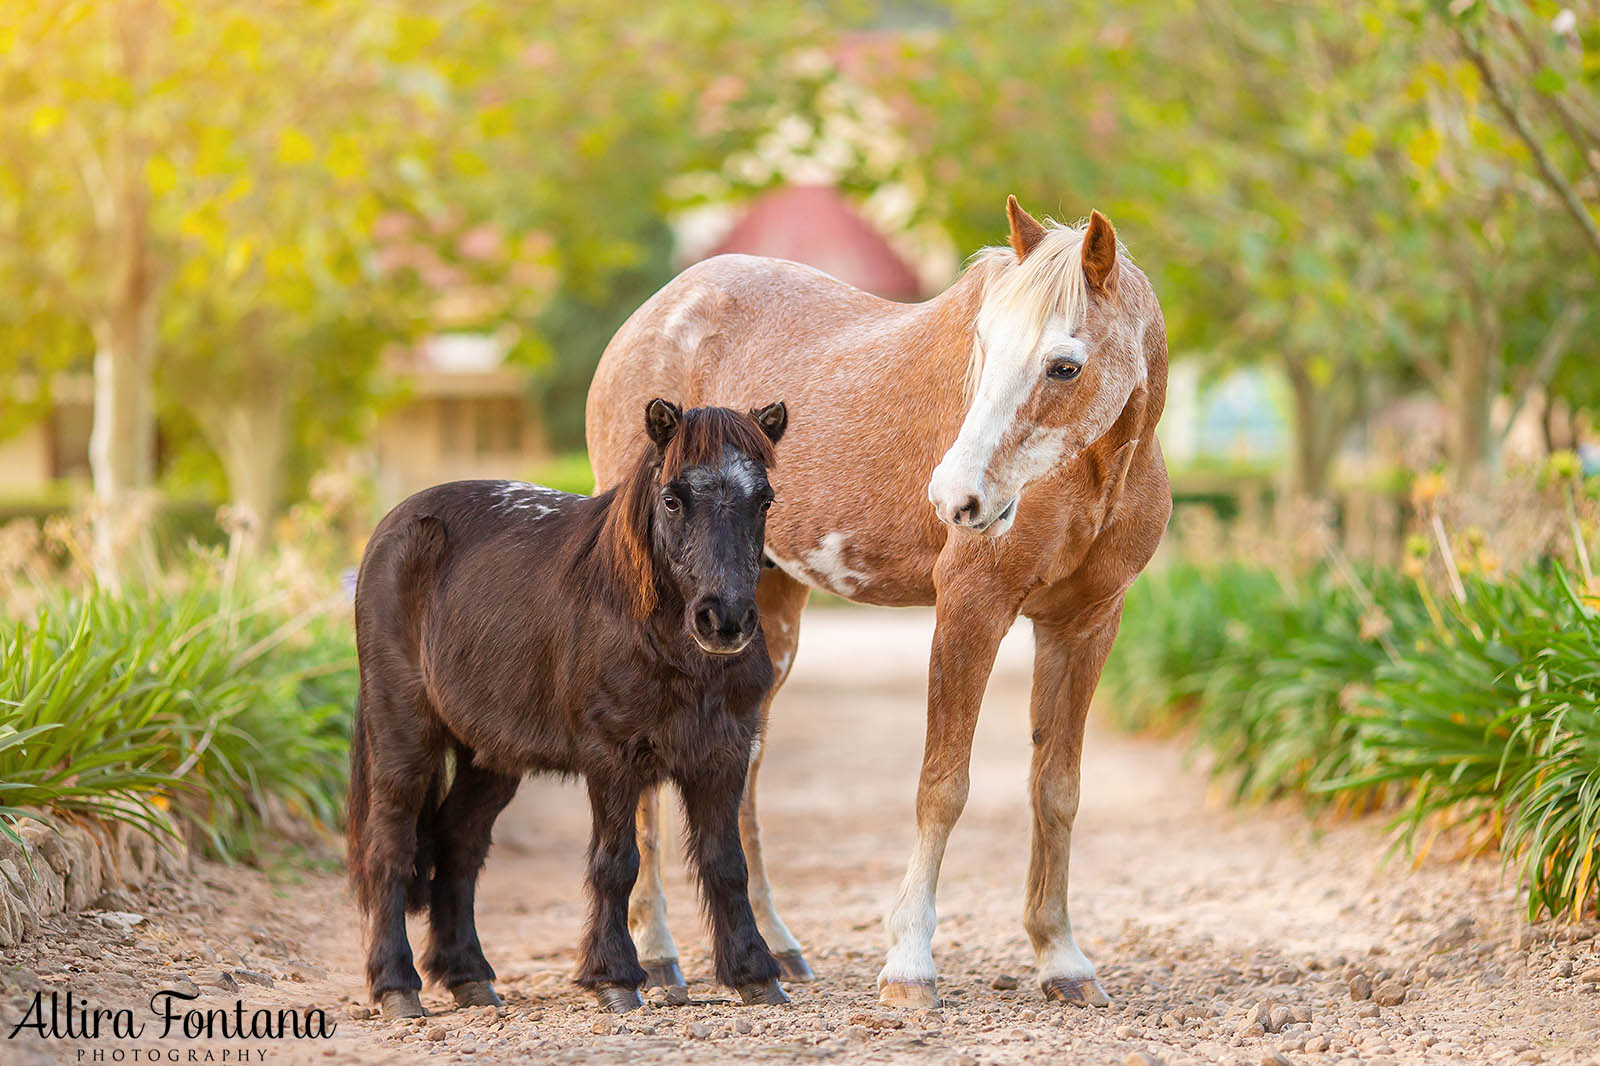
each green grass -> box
[0,576,354,861]
[1105,556,1600,922]
[524,451,595,495]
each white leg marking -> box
[629,789,679,964]
[878,833,945,987]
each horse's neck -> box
[906,261,992,426]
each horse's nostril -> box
[956,495,981,524]
[694,605,719,638]
[741,606,759,633]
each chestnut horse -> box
[586,198,1170,1009]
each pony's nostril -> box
[694,604,720,638]
[956,496,981,524]
[741,606,759,633]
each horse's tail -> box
[346,689,374,907]
[405,768,442,913]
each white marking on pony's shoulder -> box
[804,532,871,597]
[492,480,572,519]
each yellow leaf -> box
[277,128,316,166]
[146,156,180,197]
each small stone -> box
[991,974,1020,990]
[1580,968,1600,984]
[1356,1003,1380,1018]
[687,1022,711,1040]
[845,1011,904,1031]
[209,971,239,992]
[426,1027,445,1042]
[1306,1035,1330,1052]
[346,1006,372,1021]
[1272,967,1299,985]
[1347,974,1372,1001]
[1115,1025,1139,1039]
[1268,1006,1292,1033]
[232,969,274,988]
[1553,960,1573,978]
[955,1056,978,1066]
[735,1018,753,1034]
[1373,981,1406,1006]
[1515,1052,1542,1064]
[1125,1053,1164,1066]
[1260,1053,1292,1066]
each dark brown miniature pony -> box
[346,399,791,1017]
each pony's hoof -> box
[1042,975,1110,1008]
[774,950,816,983]
[378,989,427,1019]
[449,980,502,1008]
[736,978,789,1006]
[594,984,643,1014]
[641,958,689,1006]
[878,978,937,1009]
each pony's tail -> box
[346,693,373,906]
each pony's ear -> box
[1082,209,1118,293]
[749,401,787,445]
[644,398,681,449]
[1006,195,1046,261]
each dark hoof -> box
[774,950,816,983]
[1042,975,1110,1008]
[450,980,502,1008]
[736,978,789,1006]
[594,984,643,1014]
[378,989,427,1019]
[641,958,689,1006]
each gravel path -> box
[3,607,1598,1065]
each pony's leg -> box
[878,586,1017,1008]
[627,786,686,1002]
[677,760,784,1005]
[1024,603,1123,1008]
[421,749,521,1008]
[740,567,811,981]
[578,773,648,1012]
[356,687,441,1017]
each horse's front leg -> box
[1024,600,1123,1007]
[578,774,648,1013]
[878,584,1018,1008]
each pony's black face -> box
[645,400,787,656]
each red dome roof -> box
[706,185,922,301]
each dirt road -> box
[3,607,1598,1065]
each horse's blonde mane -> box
[964,218,1130,395]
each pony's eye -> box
[662,494,680,513]
[1047,360,1082,381]
[760,497,774,513]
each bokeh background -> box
[1,2,1598,924]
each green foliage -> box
[1106,557,1600,921]
[0,575,354,861]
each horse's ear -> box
[750,401,787,445]
[644,398,681,448]
[1006,195,1046,261]
[1082,209,1118,293]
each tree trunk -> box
[88,170,158,581]
[1445,318,1499,487]
[202,385,290,553]
[1286,366,1342,500]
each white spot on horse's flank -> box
[804,532,871,597]
[772,648,794,680]
[493,480,571,519]
[762,547,812,586]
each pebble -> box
[426,1026,445,1042]
[209,971,240,992]
[1580,968,1600,984]
[1260,1053,1292,1066]
[686,1022,711,1040]
[232,969,274,988]
[1373,981,1407,1006]
[1348,974,1373,1000]
[1125,1053,1164,1066]
[991,974,1020,990]
[1115,1025,1139,1039]
[1356,1003,1381,1018]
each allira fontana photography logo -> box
[7,988,337,1060]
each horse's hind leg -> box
[420,746,521,1008]
[740,567,811,980]
[628,787,687,1003]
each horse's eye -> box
[760,497,774,513]
[1048,361,1082,381]
[662,494,680,513]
